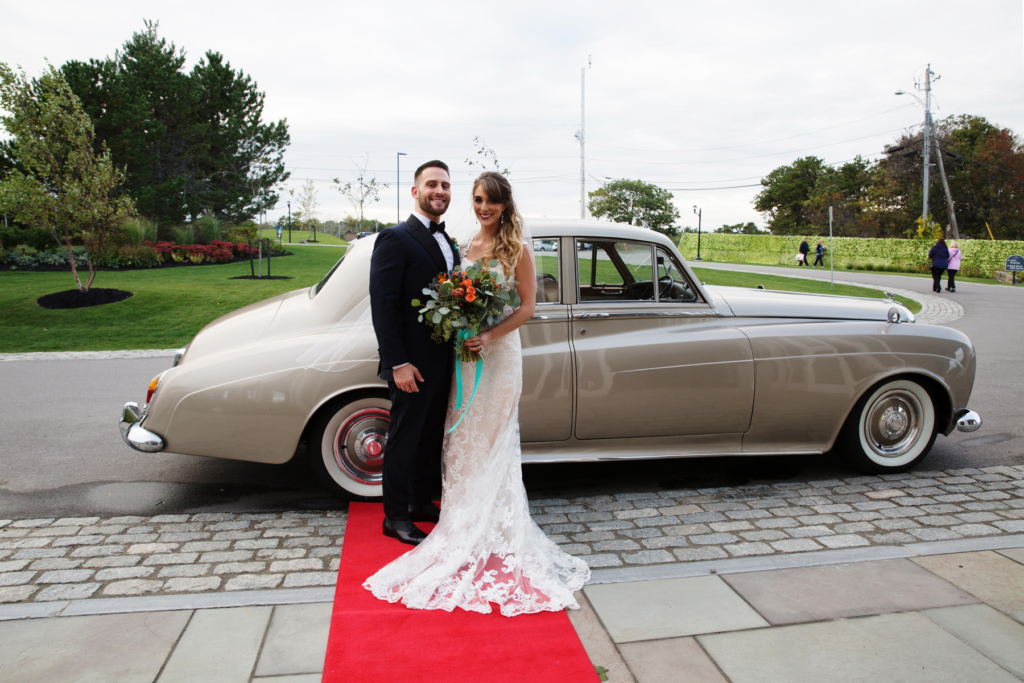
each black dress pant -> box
[381,362,451,521]
[947,269,957,291]
[931,266,946,292]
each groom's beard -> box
[416,193,449,220]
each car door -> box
[519,238,573,442]
[571,239,755,440]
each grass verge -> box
[691,267,923,314]
[258,229,348,246]
[0,246,344,352]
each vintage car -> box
[120,220,982,499]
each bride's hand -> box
[464,331,494,353]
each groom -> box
[369,160,456,546]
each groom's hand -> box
[393,364,424,393]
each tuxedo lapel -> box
[406,214,449,274]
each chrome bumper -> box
[955,409,983,433]
[119,402,165,453]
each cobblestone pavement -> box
[2,465,1022,605]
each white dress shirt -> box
[412,209,454,272]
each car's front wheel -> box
[307,394,389,499]
[839,378,937,473]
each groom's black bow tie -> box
[428,221,447,236]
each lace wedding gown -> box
[363,256,591,617]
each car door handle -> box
[576,313,609,319]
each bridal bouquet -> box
[412,258,520,363]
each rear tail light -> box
[147,372,166,404]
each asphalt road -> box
[1,268,1020,518]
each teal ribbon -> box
[448,328,483,434]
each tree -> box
[334,155,387,232]
[715,222,761,234]
[0,63,134,291]
[588,179,680,236]
[465,136,510,176]
[59,21,289,226]
[753,156,829,235]
[292,179,319,240]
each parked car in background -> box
[120,220,982,499]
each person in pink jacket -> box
[946,240,962,292]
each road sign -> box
[1005,255,1024,272]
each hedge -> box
[677,233,1024,278]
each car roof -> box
[524,218,676,248]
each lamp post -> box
[693,205,702,261]
[287,201,291,243]
[396,152,407,226]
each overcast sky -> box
[3,0,1023,234]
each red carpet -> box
[322,502,596,683]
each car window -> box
[577,240,655,302]
[314,253,346,295]
[656,247,698,302]
[533,239,560,303]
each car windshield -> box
[314,254,346,295]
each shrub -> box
[0,225,58,251]
[171,225,196,245]
[226,221,259,243]
[121,217,159,246]
[679,233,1024,278]
[193,215,224,244]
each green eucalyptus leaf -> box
[439,307,450,315]
[422,287,432,295]
[432,311,442,324]
[489,259,499,267]
[411,298,421,307]
[418,315,423,322]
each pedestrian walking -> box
[946,239,961,292]
[813,240,826,267]
[798,238,810,266]
[928,237,949,293]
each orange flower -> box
[461,278,472,287]
[465,291,476,302]
[437,273,448,283]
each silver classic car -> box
[120,221,982,499]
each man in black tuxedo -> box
[369,160,456,545]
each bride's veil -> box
[296,293,377,373]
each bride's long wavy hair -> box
[473,172,524,273]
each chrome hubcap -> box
[864,389,923,458]
[334,408,390,484]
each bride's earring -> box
[500,211,505,226]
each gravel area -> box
[2,465,1023,605]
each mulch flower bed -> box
[37,288,134,310]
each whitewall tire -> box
[841,378,937,473]
[307,395,390,499]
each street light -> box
[287,201,291,243]
[896,63,935,226]
[693,205,702,261]
[397,152,407,227]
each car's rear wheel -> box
[839,378,937,473]
[307,395,389,499]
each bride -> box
[364,172,591,616]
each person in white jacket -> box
[946,240,962,292]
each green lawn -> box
[259,229,348,246]
[1,247,923,353]
[690,256,1007,286]
[0,246,345,352]
[691,267,922,314]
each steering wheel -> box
[658,276,675,299]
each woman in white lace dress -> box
[364,172,590,616]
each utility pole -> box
[576,56,592,219]
[287,201,291,243]
[396,152,407,226]
[921,64,933,227]
[933,136,960,240]
[693,205,702,261]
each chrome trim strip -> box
[572,310,717,320]
[521,449,823,464]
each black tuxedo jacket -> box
[369,215,457,382]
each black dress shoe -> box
[383,518,427,546]
[409,503,440,523]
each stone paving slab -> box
[913,550,1024,623]
[698,611,1022,683]
[720,558,978,624]
[1,465,1023,608]
[618,637,729,683]
[924,604,1024,680]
